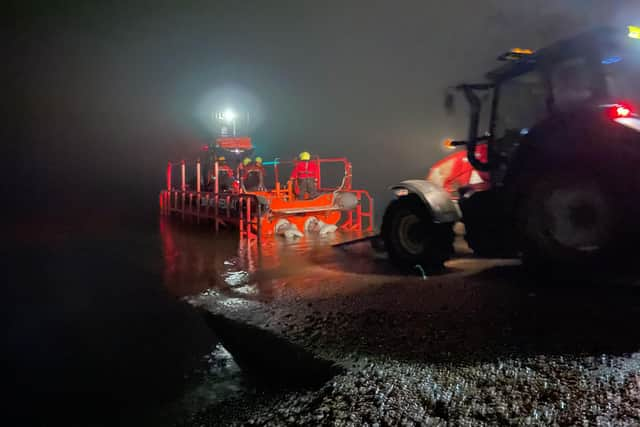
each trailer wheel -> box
[518,172,617,272]
[381,195,453,273]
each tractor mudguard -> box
[389,180,461,223]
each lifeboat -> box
[160,136,374,240]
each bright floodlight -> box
[223,109,236,123]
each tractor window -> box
[495,70,548,138]
[603,57,640,101]
[599,35,640,102]
[551,57,597,110]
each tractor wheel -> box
[381,195,453,273]
[518,172,618,273]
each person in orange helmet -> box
[290,151,319,199]
[215,156,235,192]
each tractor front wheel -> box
[381,195,453,273]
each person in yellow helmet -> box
[243,156,266,191]
[290,152,319,198]
[238,157,251,189]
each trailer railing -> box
[161,158,261,241]
[160,189,262,242]
[339,189,374,233]
[160,156,374,239]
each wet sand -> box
[173,223,640,426]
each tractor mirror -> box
[444,91,455,114]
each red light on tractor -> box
[201,144,209,151]
[617,105,631,117]
[607,103,633,119]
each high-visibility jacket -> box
[290,160,319,180]
[243,164,264,181]
[218,164,234,178]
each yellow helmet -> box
[255,156,263,164]
[217,156,226,162]
[299,151,311,161]
[243,157,252,166]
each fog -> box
[11,0,638,223]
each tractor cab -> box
[453,26,640,183]
[383,26,640,273]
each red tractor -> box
[381,26,640,274]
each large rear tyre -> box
[381,195,454,273]
[518,172,618,274]
[465,227,515,258]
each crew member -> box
[290,151,319,199]
[254,156,264,169]
[215,156,235,192]
[237,157,249,186]
[241,157,252,169]
[243,156,265,191]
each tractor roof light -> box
[498,48,535,62]
[628,25,640,39]
[601,56,622,65]
[510,48,534,55]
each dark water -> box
[5,212,367,426]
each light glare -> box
[223,109,237,122]
[617,106,631,117]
